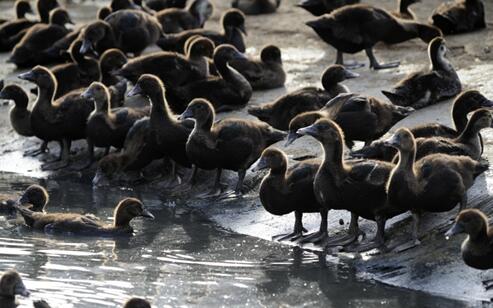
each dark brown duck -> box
[156,0,213,33]
[0,0,35,51]
[431,0,485,35]
[232,0,281,15]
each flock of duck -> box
[0,0,492,305]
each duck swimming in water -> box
[384,128,488,248]
[430,0,485,35]
[124,298,151,308]
[229,45,286,90]
[1,184,48,214]
[232,0,281,15]
[0,270,30,307]
[248,65,358,130]
[251,148,321,241]
[382,37,461,109]
[156,0,213,33]
[16,197,154,236]
[306,4,442,69]
[351,90,493,161]
[180,98,286,197]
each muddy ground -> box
[1,0,493,303]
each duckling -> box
[232,0,281,15]
[98,6,113,20]
[296,0,327,16]
[0,0,35,51]
[157,9,247,53]
[124,298,151,308]
[286,93,414,148]
[384,128,488,247]
[0,184,48,214]
[16,197,154,235]
[296,119,403,249]
[146,0,187,11]
[116,37,214,90]
[0,270,30,300]
[8,8,73,68]
[92,117,163,187]
[128,75,194,182]
[413,109,492,161]
[80,10,162,56]
[18,66,94,170]
[81,82,149,166]
[392,0,420,20]
[351,90,493,161]
[180,98,286,197]
[229,45,286,90]
[1,84,33,138]
[251,148,321,241]
[430,0,485,35]
[248,65,358,130]
[100,48,128,86]
[169,44,252,113]
[156,0,213,33]
[382,37,461,109]
[306,4,442,69]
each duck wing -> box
[415,137,469,160]
[410,123,457,139]
[347,160,392,187]
[44,215,104,235]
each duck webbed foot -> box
[41,139,70,170]
[344,216,387,253]
[393,212,422,252]
[482,279,493,290]
[300,208,329,244]
[324,213,364,247]
[23,141,49,157]
[273,211,307,242]
[335,51,365,69]
[365,48,400,70]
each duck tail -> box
[247,105,271,121]
[382,90,405,106]
[156,35,178,52]
[266,127,287,145]
[474,161,489,178]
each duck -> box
[146,0,187,11]
[8,8,73,68]
[229,45,286,90]
[168,44,252,113]
[16,197,154,235]
[157,9,247,53]
[98,6,113,20]
[18,66,94,170]
[248,64,359,130]
[382,37,461,109]
[430,0,485,35]
[124,298,151,308]
[232,0,281,15]
[99,48,128,86]
[82,82,149,163]
[296,0,327,16]
[384,128,488,247]
[92,117,163,187]
[156,0,213,33]
[0,0,35,51]
[286,93,414,148]
[412,108,492,161]
[37,0,59,24]
[251,148,321,241]
[351,90,493,161]
[1,184,48,214]
[446,209,493,272]
[80,9,162,56]
[392,0,420,20]
[116,36,214,90]
[0,270,30,305]
[296,119,403,249]
[180,98,286,196]
[128,74,194,181]
[306,4,442,69]
[1,84,33,138]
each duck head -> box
[213,44,248,65]
[454,90,493,111]
[382,128,415,152]
[123,297,151,308]
[416,23,442,44]
[251,148,287,173]
[286,113,322,146]
[128,74,164,99]
[260,45,282,64]
[321,65,359,89]
[0,84,29,109]
[179,98,215,128]
[189,0,214,27]
[0,270,29,298]
[18,184,49,212]
[100,48,128,75]
[446,209,488,240]
[296,119,344,145]
[93,155,120,187]
[15,0,33,19]
[222,9,247,35]
[37,0,59,24]
[113,198,154,228]
[18,66,55,89]
[82,82,111,113]
[80,21,110,55]
[49,8,73,26]
[467,108,493,131]
[97,6,112,20]
[186,36,215,59]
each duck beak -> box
[285,131,300,147]
[80,88,93,100]
[343,70,360,79]
[481,99,493,108]
[178,108,193,120]
[14,281,30,297]
[18,71,35,82]
[17,193,29,205]
[141,209,155,219]
[396,106,415,117]
[92,170,110,187]
[382,134,400,148]
[0,89,8,100]
[127,84,143,97]
[250,157,268,172]
[232,51,248,61]
[80,39,94,54]
[296,124,317,138]
[238,24,247,36]
[445,222,464,238]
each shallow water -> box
[0,173,470,307]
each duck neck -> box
[456,120,481,144]
[452,101,471,132]
[113,213,132,228]
[214,55,251,98]
[396,146,416,174]
[320,139,347,181]
[430,49,453,72]
[149,90,173,123]
[16,5,26,19]
[399,0,411,15]
[12,92,29,111]
[35,80,56,110]
[224,28,245,53]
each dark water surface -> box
[0,173,470,307]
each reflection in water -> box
[0,174,467,307]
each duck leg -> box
[189,165,198,185]
[41,139,70,170]
[366,48,400,70]
[75,140,95,170]
[344,216,387,253]
[197,168,225,199]
[393,211,422,253]
[325,213,365,247]
[482,279,493,290]
[23,141,48,157]
[300,208,328,244]
[273,211,308,242]
[218,170,247,200]
[335,50,365,69]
